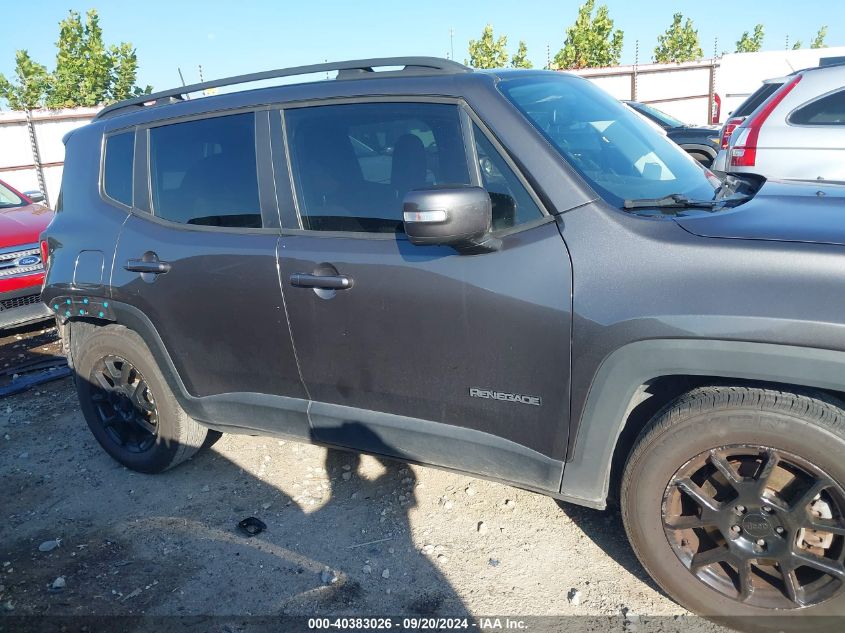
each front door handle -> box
[289,273,353,290]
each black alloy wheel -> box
[89,355,159,453]
[663,444,845,609]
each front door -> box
[275,101,573,491]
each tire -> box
[621,385,845,631]
[73,324,211,473]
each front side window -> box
[499,75,718,207]
[149,112,261,228]
[103,131,134,206]
[285,102,471,233]
[789,90,845,126]
[0,181,25,209]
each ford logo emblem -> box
[16,255,40,267]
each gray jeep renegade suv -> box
[41,57,845,627]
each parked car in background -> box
[0,178,53,330]
[711,76,789,172]
[715,64,845,180]
[624,100,721,166]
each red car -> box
[0,178,53,330]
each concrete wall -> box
[571,47,845,126]
[0,108,97,207]
[572,59,715,125]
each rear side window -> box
[790,90,845,125]
[285,102,471,233]
[103,131,134,206]
[148,112,262,228]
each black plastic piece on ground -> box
[237,517,266,537]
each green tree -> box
[109,42,152,101]
[735,24,765,53]
[811,25,828,48]
[0,50,50,110]
[48,10,115,107]
[792,39,803,50]
[467,24,509,69]
[654,13,703,63]
[510,41,533,68]
[0,8,151,110]
[553,0,623,69]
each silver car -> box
[719,63,845,181]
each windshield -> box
[629,101,686,128]
[0,181,26,209]
[499,74,719,207]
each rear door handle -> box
[125,255,171,274]
[289,273,353,290]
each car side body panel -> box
[41,66,845,510]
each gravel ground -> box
[0,322,729,632]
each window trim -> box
[463,106,551,226]
[275,95,549,239]
[136,105,281,234]
[787,87,845,127]
[99,127,137,212]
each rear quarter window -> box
[103,131,135,206]
[789,89,845,125]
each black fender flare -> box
[560,338,845,509]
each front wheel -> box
[622,386,845,630]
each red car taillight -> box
[730,75,803,168]
[40,239,49,273]
[711,93,721,125]
[720,117,745,149]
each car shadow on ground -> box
[554,500,665,596]
[0,375,469,627]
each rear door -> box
[110,110,309,436]
[273,99,573,491]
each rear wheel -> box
[622,386,845,630]
[74,324,212,473]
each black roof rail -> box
[95,56,470,120]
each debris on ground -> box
[237,517,266,537]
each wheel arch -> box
[560,339,845,509]
[680,143,717,160]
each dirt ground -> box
[0,322,728,633]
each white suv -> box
[723,63,845,181]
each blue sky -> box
[1,0,843,92]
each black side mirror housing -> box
[25,190,46,204]
[403,186,495,251]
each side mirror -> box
[403,186,496,251]
[24,190,45,203]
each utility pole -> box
[449,28,454,61]
[25,109,48,208]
